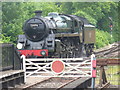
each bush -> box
[0,34,11,43]
[95,29,114,49]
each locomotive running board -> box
[21,55,92,78]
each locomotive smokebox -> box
[23,10,49,42]
[34,10,42,17]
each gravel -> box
[30,77,77,88]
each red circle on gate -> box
[51,60,64,74]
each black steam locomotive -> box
[17,11,95,58]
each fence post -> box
[99,66,107,87]
[91,54,96,90]
[21,55,26,83]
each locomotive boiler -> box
[17,10,95,58]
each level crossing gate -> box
[22,55,96,78]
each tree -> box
[60,2,119,42]
[2,2,60,43]
[2,2,119,44]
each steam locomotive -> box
[17,11,95,58]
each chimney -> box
[34,10,42,17]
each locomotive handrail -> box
[56,28,71,30]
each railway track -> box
[16,42,119,89]
[95,42,120,65]
[15,55,92,89]
[94,42,119,58]
[97,82,110,90]
[21,77,91,89]
[29,77,77,89]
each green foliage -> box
[60,2,119,48]
[60,2,118,48]
[2,2,60,43]
[2,2,119,49]
[2,2,27,43]
[0,34,11,43]
[34,2,60,16]
[59,2,74,14]
[73,10,97,25]
[95,29,114,49]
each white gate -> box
[22,55,92,78]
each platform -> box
[0,70,24,89]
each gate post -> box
[21,55,26,83]
[91,54,96,90]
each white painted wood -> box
[21,55,26,83]
[26,58,83,61]
[23,57,92,77]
